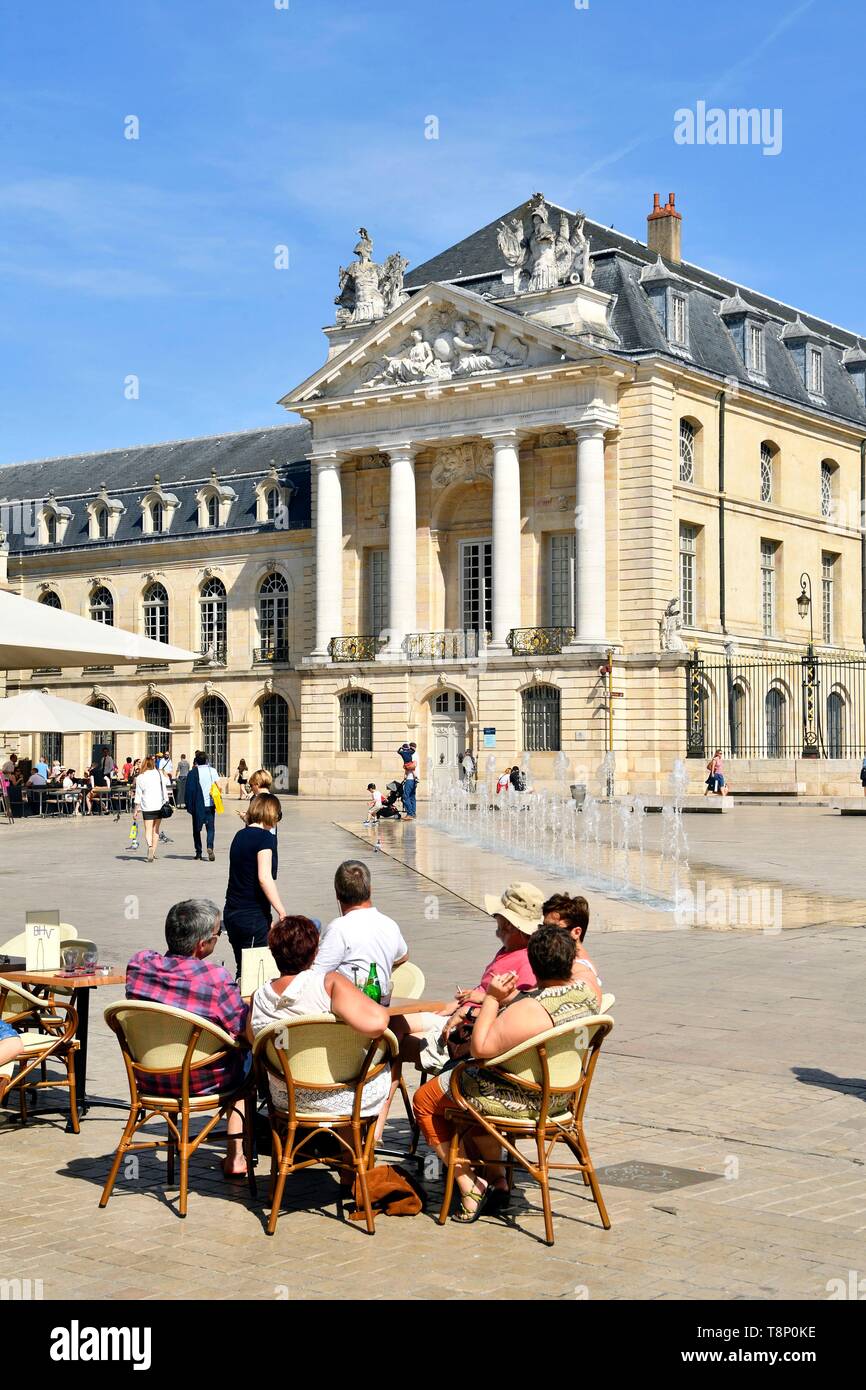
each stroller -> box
[376,782,403,820]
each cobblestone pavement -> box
[1,803,864,1301]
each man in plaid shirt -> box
[126,898,250,1176]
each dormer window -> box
[748,322,765,375]
[207,494,219,528]
[95,505,109,540]
[670,292,687,346]
[265,487,278,523]
[808,346,824,396]
[87,484,124,541]
[255,466,294,527]
[151,501,164,533]
[140,475,179,536]
[46,513,57,544]
[39,495,72,545]
[196,470,236,529]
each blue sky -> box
[0,0,861,467]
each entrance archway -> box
[429,688,467,770]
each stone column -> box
[575,426,607,642]
[313,454,343,657]
[489,430,522,647]
[384,443,416,656]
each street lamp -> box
[797,572,814,649]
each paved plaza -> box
[1,801,865,1302]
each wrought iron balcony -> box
[194,642,227,667]
[136,662,169,673]
[507,626,575,656]
[31,667,61,677]
[254,645,291,665]
[82,664,115,674]
[328,635,384,662]
[405,630,481,660]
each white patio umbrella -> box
[0,691,169,735]
[0,588,196,669]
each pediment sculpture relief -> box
[360,311,529,390]
[497,193,593,294]
[334,227,409,325]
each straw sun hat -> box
[483,882,545,937]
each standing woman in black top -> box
[223,792,287,973]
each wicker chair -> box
[0,977,80,1130]
[99,1000,257,1219]
[438,1012,614,1245]
[390,961,426,1149]
[253,1015,399,1235]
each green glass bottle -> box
[362,962,381,1003]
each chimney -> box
[647,191,682,264]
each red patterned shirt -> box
[125,950,249,1097]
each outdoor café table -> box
[387,997,447,1016]
[1,966,126,1129]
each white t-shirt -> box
[314,906,408,999]
[368,790,383,811]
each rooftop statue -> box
[334,227,409,325]
[497,194,594,294]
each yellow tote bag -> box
[211,782,224,815]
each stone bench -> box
[832,798,866,815]
[641,794,734,813]
[733,784,806,797]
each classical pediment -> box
[281,282,607,409]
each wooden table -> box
[387,997,446,1016]
[2,968,126,1126]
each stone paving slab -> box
[1,804,865,1301]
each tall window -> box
[206,494,219,528]
[679,420,695,484]
[90,586,114,625]
[748,322,765,374]
[549,533,576,628]
[679,524,698,628]
[808,346,824,395]
[261,693,289,772]
[151,501,164,534]
[820,461,834,519]
[89,697,116,763]
[730,683,746,757]
[822,552,836,644]
[761,540,777,637]
[340,690,372,752]
[265,487,278,523]
[670,292,687,346]
[143,582,169,644]
[765,688,786,757]
[39,590,61,610]
[368,549,389,638]
[461,540,493,635]
[200,695,227,773]
[95,505,109,540]
[760,443,774,503]
[258,572,290,659]
[143,696,171,759]
[45,513,57,544]
[41,733,62,766]
[199,577,227,661]
[522,684,561,752]
[827,691,845,757]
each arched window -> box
[765,688,786,758]
[200,696,228,774]
[258,572,290,661]
[143,696,171,760]
[820,461,835,519]
[261,693,289,773]
[45,513,57,544]
[730,682,746,757]
[143,582,169,644]
[265,487,278,523]
[206,494,219,528]
[340,690,372,752]
[522,684,561,752]
[89,696,116,763]
[39,590,61,610]
[95,505,109,540]
[151,500,164,534]
[199,577,227,662]
[760,442,775,504]
[679,419,696,484]
[90,586,114,626]
[827,691,846,758]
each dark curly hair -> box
[267,915,320,976]
[527,924,576,982]
[542,892,590,942]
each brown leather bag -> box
[348,1163,427,1222]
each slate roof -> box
[406,195,866,429]
[0,424,312,555]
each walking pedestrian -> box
[184,751,221,861]
[236,758,248,799]
[133,755,172,864]
[175,752,190,808]
[704,750,727,796]
[223,792,286,973]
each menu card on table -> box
[24,910,61,972]
[240,946,279,998]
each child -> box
[364,782,383,826]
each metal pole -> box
[606,648,614,753]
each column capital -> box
[310,450,344,470]
[484,427,527,448]
[572,422,608,441]
[381,441,416,465]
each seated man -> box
[125,898,250,1177]
[315,860,409,997]
[541,892,603,1005]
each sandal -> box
[452,1184,489,1223]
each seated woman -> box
[412,925,599,1222]
[249,914,391,1120]
[0,1019,25,1102]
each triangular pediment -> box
[280,282,609,408]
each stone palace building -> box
[2,192,866,796]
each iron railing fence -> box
[687,648,866,759]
